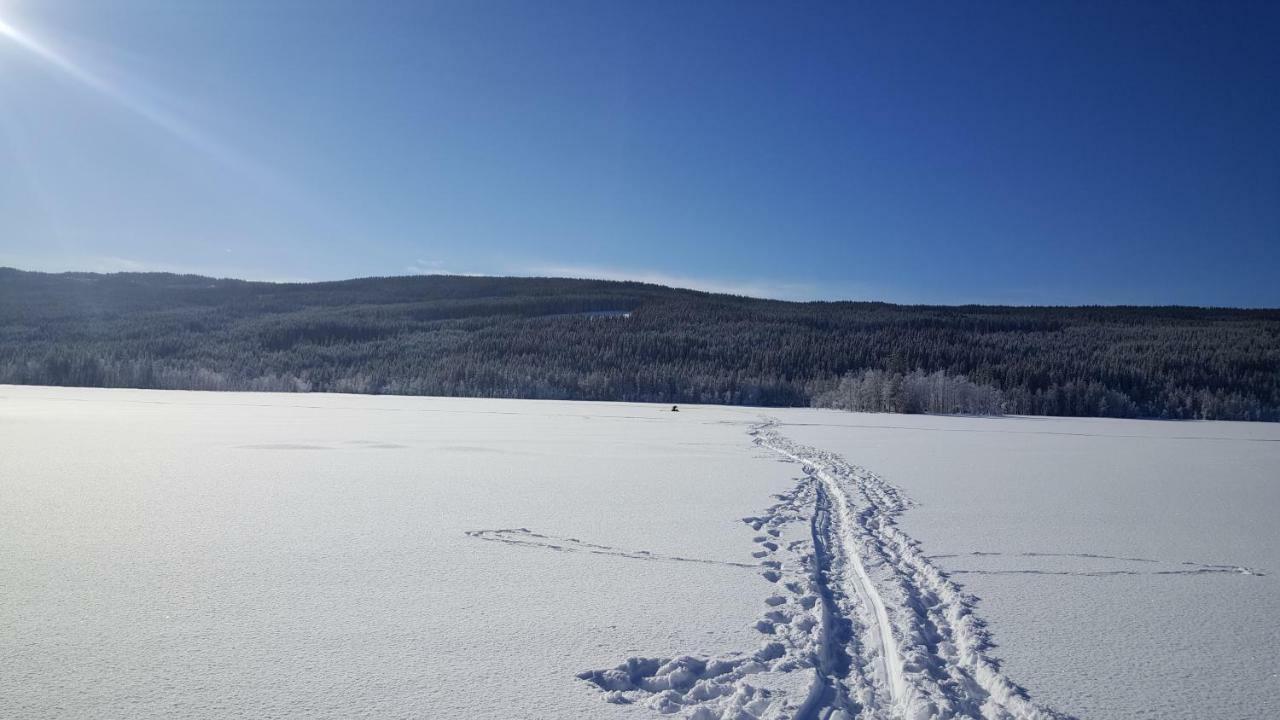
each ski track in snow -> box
[572,418,1262,718]
[579,420,1073,719]
[928,551,1263,577]
[465,528,757,569]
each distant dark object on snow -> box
[671,405,679,412]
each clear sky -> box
[1,1,1276,305]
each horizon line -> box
[3,265,1277,312]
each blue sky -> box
[1,1,1276,305]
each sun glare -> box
[0,16,22,42]
[0,12,268,182]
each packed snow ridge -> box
[578,420,1069,720]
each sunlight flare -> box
[0,13,260,178]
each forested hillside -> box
[2,267,1277,420]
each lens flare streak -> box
[0,14,264,179]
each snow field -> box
[2,387,1276,719]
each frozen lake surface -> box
[2,386,1277,718]
[782,414,1280,720]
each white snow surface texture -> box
[1,386,1277,719]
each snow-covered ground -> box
[1,386,1276,719]
[782,413,1280,720]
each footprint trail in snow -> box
[572,419,1261,719]
[581,420,1073,719]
